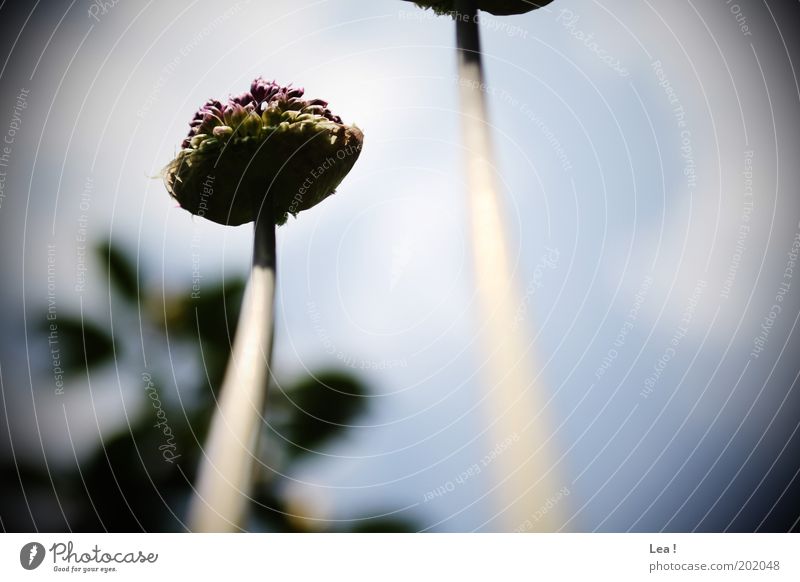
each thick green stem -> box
[454,0,562,531]
[189,214,276,532]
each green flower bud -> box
[164,78,364,226]
[405,0,553,16]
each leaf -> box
[250,486,294,532]
[39,316,114,371]
[189,279,246,351]
[95,239,140,303]
[68,389,207,532]
[0,460,67,531]
[270,371,369,458]
[74,429,184,531]
[163,279,246,393]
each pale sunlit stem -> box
[455,0,563,531]
[189,214,276,532]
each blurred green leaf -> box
[270,371,369,458]
[95,239,139,303]
[39,316,114,371]
[70,383,208,532]
[75,428,184,531]
[190,279,245,352]
[23,243,421,532]
[0,460,71,531]
[250,486,293,532]
[148,279,246,397]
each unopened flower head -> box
[406,0,553,16]
[164,77,363,226]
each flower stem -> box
[189,214,276,532]
[454,0,562,531]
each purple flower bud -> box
[405,0,553,16]
[164,78,363,226]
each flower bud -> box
[164,78,363,226]
[405,0,553,16]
